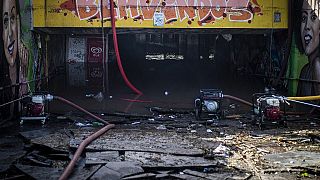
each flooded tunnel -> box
[45,29,288,114]
[108,32,275,101]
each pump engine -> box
[20,93,53,125]
[252,92,287,129]
[195,89,223,120]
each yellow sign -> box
[33,0,288,28]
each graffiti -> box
[0,0,33,120]
[295,0,320,96]
[61,0,262,25]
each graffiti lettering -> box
[211,0,226,19]
[163,0,178,23]
[176,0,196,21]
[117,0,127,19]
[140,0,161,20]
[227,0,252,22]
[100,0,111,19]
[76,0,99,20]
[68,0,259,24]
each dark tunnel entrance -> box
[108,31,287,100]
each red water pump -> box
[20,93,53,125]
[252,92,287,129]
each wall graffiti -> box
[61,0,262,25]
[33,0,288,28]
[289,0,320,96]
[0,0,34,121]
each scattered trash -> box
[179,172,184,175]
[100,113,105,116]
[257,148,269,153]
[300,171,309,177]
[94,92,104,102]
[191,130,197,133]
[131,122,141,125]
[92,122,104,127]
[148,118,155,121]
[169,115,176,119]
[156,125,167,130]
[203,167,216,173]
[225,135,233,140]
[109,95,113,99]
[157,115,164,118]
[229,104,236,109]
[85,94,94,98]
[212,144,230,157]
[206,129,213,133]
[76,122,92,127]
[56,116,67,120]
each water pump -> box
[195,89,223,120]
[252,92,287,129]
[20,93,53,125]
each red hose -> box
[59,124,115,180]
[110,0,142,95]
[54,96,109,125]
[54,96,115,180]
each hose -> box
[109,0,142,95]
[286,95,320,101]
[54,95,115,180]
[285,99,320,108]
[54,96,109,125]
[59,124,115,180]
[224,94,253,107]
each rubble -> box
[1,110,320,179]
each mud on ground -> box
[0,108,319,179]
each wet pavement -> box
[1,103,320,179]
[0,71,319,179]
